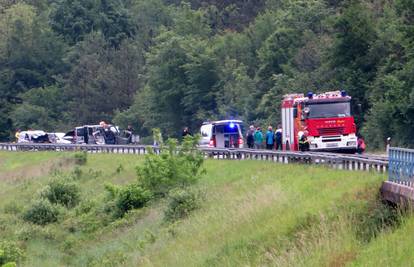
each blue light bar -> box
[229,122,235,128]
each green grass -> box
[0,151,412,266]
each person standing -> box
[125,124,134,143]
[182,127,192,138]
[357,135,366,154]
[266,126,274,150]
[298,131,310,152]
[102,122,116,144]
[275,125,282,150]
[15,129,21,143]
[246,125,255,149]
[254,127,263,149]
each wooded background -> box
[1,0,413,148]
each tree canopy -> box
[1,0,414,148]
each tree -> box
[63,33,145,125]
[51,0,135,46]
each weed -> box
[115,164,124,174]
[41,179,81,208]
[137,136,204,197]
[354,197,403,243]
[87,168,102,179]
[71,167,83,180]
[73,152,87,165]
[164,188,200,222]
[115,184,153,217]
[22,200,60,225]
[0,241,24,266]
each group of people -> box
[246,125,283,150]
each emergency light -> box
[229,122,235,128]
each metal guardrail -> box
[389,147,414,186]
[0,143,389,173]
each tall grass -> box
[0,152,410,266]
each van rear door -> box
[200,124,212,146]
[214,123,242,148]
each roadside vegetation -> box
[0,146,413,266]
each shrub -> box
[137,136,204,196]
[115,184,153,216]
[164,189,200,222]
[73,151,87,165]
[41,179,81,208]
[23,199,59,225]
[0,241,24,266]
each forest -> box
[1,0,413,148]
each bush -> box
[23,200,59,225]
[115,184,153,216]
[41,179,81,208]
[164,189,200,222]
[73,151,87,165]
[0,241,24,266]
[137,136,204,196]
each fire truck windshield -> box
[306,102,351,118]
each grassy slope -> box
[0,151,412,266]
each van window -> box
[215,124,239,134]
[200,125,212,137]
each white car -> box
[47,132,72,144]
[18,130,49,143]
[199,120,244,148]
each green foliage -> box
[73,152,88,166]
[41,179,81,208]
[0,241,23,266]
[115,184,153,216]
[2,0,414,147]
[137,135,204,196]
[22,200,59,225]
[164,188,201,222]
[104,183,152,217]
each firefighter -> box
[275,125,282,150]
[298,131,310,152]
[357,135,366,154]
[15,129,21,143]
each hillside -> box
[1,151,412,266]
[1,0,414,148]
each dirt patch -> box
[327,250,357,267]
[0,157,74,183]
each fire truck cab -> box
[281,91,358,152]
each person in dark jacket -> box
[246,125,255,149]
[102,123,116,144]
[125,124,134,144]
[182,127,192,137]
[298,131,310,152]
[275,124,282,150]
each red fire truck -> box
[281,91,358,152]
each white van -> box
[199,120,244,148]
